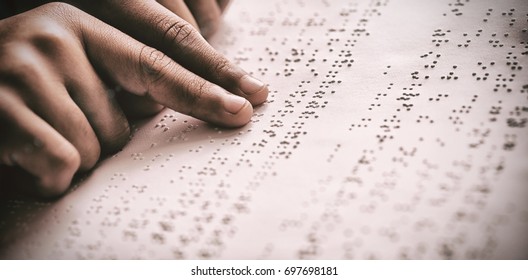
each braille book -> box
[1,0,527,259]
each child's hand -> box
[0,3,268,198]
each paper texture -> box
[1,0,527,259]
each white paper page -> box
[1,0,527,259]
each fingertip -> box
[222,95,253,127]
[238,75,269,106]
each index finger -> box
[78,0,268,106]
[71,9,254,128]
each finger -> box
[1,46,100,170]
[86,1,268,107]
[156,0,199,30]
[61,43,131,154]
[184,0,222,38]
[0,89,80,198]
[78,15,254,127]
[217,0,231,13]
[93,43,253,127]
[9,9,131,155]
[115,90,165,119]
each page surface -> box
[1,0,527,259]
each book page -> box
[1,0,527,259]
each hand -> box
[67,1,255,102]
[6,0,232,39]
[0,3,268,198]
[157,0,232,38]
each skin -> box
[0,1,268,198]
[5,0,231,39]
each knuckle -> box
[0,47,44,87]
[158,16,198,47]
[38,144,80,197]
[21,3,78,54]
[211,57,231,80]
[49,142,81,174]
[183,78,207,116]
[29,22,72,55]
[42,2,77,13]
[138,46,172,91]
[40,2,81,23]
[0,26,72,84]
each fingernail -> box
[224,94,248,114]
[239,75,266,96]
